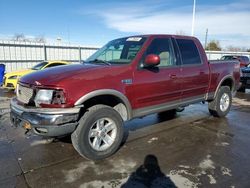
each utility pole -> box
[204,28,208,49]
[191,0,196,36]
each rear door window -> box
[176,39,202,65]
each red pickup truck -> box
[10,35,240,160]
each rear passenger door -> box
[174,38,209,101]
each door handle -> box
[169,74,177,79]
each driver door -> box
[133,37,182,111]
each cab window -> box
[145,38,175,67]
[176,39,202,65]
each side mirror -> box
[144,54,160,67]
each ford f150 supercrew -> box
[10,35,240,160]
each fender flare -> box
[74,89,133,120]
[214,75,235,98]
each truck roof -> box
[127,34,197,40]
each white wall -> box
[206,50,250,60]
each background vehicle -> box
[10,35,240,160]
[3,60,70,89]
[221,55,250,67]
[238,64,250,92]
[0,64,5,86]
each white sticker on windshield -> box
[126,37,142,42]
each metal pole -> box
[204,28,208,49]
[43,44,47,61]
[79,46,82,63]
[191,0,196,36]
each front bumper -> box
[10,98,80,137]
[240,77,250,88]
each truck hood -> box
[19,63,106,87]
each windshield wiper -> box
[89,59,111,66]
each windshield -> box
[221,56,236,60]
[31,61,48,70]
[86,37,146,65]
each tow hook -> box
[25,129,31,135]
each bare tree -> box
[34,36,46,43]
[225,46,247,52]
[12,33,26,41]
[175,30,186,35]
[12,33,46,43]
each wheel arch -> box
[74,89,132,121]
[214,75,235,98]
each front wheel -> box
[208,86,232,117]
[71,105,124,160]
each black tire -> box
[208,86,232,117]
[158,109,177,120]
[71,105,124,160]
[237,86,246,93]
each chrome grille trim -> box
[16,84,34,104]
[242,72,250,77]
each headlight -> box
[34,89,66,107]
[35,89,54,106]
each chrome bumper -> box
[10,98,80,137]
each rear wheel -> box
[208,86,232,117]
[71,105,124,160]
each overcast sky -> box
[0,0,250,48]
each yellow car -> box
[3,60,70,89]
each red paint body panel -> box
[208,60,240,93]
[133,66,182,108]
[19,35,240,112]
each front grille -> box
[6,83,14,88]
[242,72,250,77]
[16,84,34,104]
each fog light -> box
[23,122,31,130]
